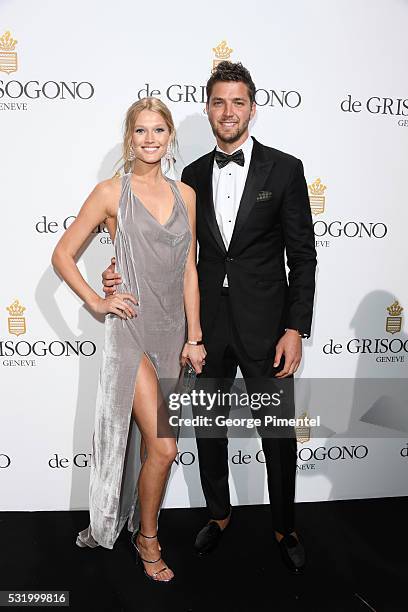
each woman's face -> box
[131,109,171,165]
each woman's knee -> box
[150,440,178,467]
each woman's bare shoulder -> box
[91,175,122,215]
[94,175,122,197]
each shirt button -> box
[226,257,234,262]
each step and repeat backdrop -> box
[1,0,407,512]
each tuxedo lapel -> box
[197,149,227,254]
[228,138,275,251]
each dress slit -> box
[117,350,173,539]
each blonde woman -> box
[52,97,206,582]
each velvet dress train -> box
[76,173,191,549]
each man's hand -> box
[102,257,123,296]
[273,329,302,378]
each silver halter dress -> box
[76,173,191,549]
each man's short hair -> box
[206,61,256,105]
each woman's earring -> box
[127,144,135,162]
[164,144,176,164]
[164,144,173,161]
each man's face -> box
[206,81,256,147]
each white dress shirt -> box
[212,135,254,287]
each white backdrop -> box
[1,0,407,512]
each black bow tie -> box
[215,149,245,169]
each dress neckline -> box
[128,173,177,228]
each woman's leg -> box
[132,353,177,581]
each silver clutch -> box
[181,361,197,393]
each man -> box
[103,62,316,573]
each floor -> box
[0,497,406,611]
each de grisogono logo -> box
[323,300,406,364]
[0,29,95,112]
[212,40,233,70]
[385,300,403,335]
[295,412,311,444]
[48,453,92,469]
[308,177,388,248]
[6,299,26,336]
[341,93,408,128]
[47,450,196,469]
[135,41,302,110]
[1,299,97,367]
[230,443,368,469]
[295,443,369,472]
[35,214,112,245]
[293,413,368,473]
[0,30,17,74]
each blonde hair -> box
[118,97,177,174]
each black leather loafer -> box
[194,521,224,556]
[278,534,306,573]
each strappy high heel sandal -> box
[131,529,174,583]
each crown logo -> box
[386,300,403,335]
[212,40,233,69]
[0,31,18,74]
[6,299,26,336]
[295,411,310,444]
[308,178,327,215]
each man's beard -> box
[211,117,250,145]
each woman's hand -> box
[180,343,207,374]
[92,293,138,320]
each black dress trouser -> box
[195,291,297,535]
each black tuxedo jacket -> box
[181,137,317,360]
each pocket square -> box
[256,190,273,202]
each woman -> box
[52,97,206,582]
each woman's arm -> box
[51,178,137,319]
[178,181,206,373]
